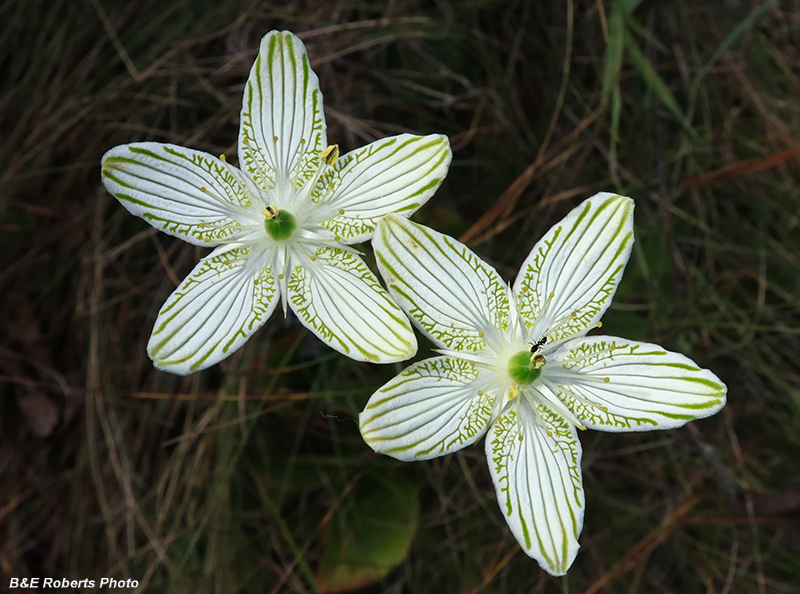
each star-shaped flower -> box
[100,31,451,375]
[359,192,727,575]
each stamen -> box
[298,145,340,208]
[531,353,546,368]
[320,144,339,166]
[262,205,278,220]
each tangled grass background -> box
[2,0,799,592]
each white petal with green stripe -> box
[486,401,584,576]
[360,356,498,461]
[239,30,326,198]
[311,134,451,244]
[374,214,509,353]
[148,246,278,375]
[287,247,416,362]
[514,193,633,344]
[101,143,256,246]
[546,336,727,431]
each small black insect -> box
[529,335,548,354]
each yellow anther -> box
[549,292,555,298]
[300,138,306,144]
[571,311,577,318]
[477,390,483,396]
[273,135,279,142]
[547,430,553,437]
[219,154,226,162]
[602,406,609,413]
[508,386,518,400]
[338,209,345,215]
[531,353,547,369]
[310,256,317,261]
[320,144,340,166]
[596,321,603,328]
[199,222,206,228]
[604,377,610,383]
[278,273,284,279]
[334,235,341,242]
[200,186,207,192]
[478,331,484,337]
[578,424,587,431]
[262,205,278,220]
[518,434,524,442]
[253,279,259,285]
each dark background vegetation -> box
[2,0,800,592]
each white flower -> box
[359,192,727,575]
[100,31,451,375]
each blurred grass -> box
[2,0,800,592]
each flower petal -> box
[513,193,633,344]
[360,356,497,461]
[545,336,727,431]
[239,31,326,198]
[312,134,452,244]
[373,215,509,352]
[147,246,278,375]
[101,143,257,246]
[287,247,416,363]
[486,401,584,576]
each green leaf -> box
[700,0,778,77]
[619,0,644,15]
[316,476,419,592]
[622,30,689,130]
[600,1,625,105]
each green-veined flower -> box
[360,192,727,575]
[100,31,451,375]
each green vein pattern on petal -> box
[147,246,278,375]
[101,143,253,246]
[287,247,416,363]
[374,214,509,352]
[317,134,452,244]
[514,192,633,343]
[546,336,728,431]
[486,401,584,576]
[360,356,496,461]
[239,30,326,196]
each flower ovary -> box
[263,208,297,241]
[507,350,544,385]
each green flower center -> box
[263,206,297,241]
[507,350,546,385]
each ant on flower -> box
[529,334,548,354]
